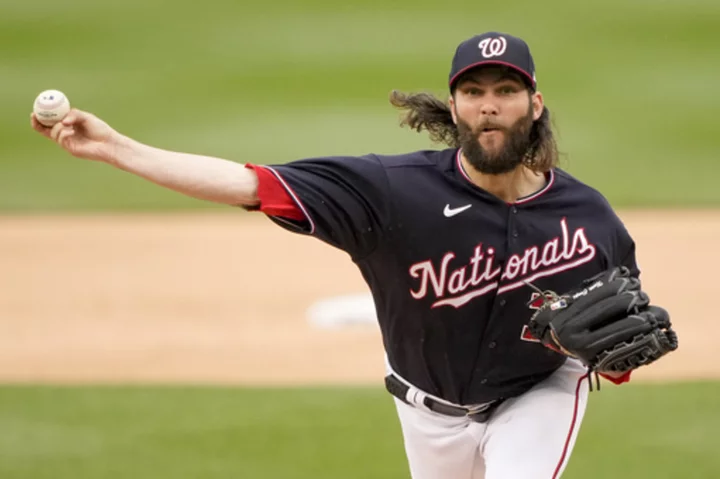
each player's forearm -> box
[109,135,259,206]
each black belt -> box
[384,374,504,423]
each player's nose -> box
[479,102,499,116]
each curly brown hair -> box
[389,90,559,173]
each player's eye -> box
[497,85,518,95]
[466,87,482,96]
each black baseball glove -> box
[526,267,678,384]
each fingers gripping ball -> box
[526,267,678,375]
[33,90,71,127]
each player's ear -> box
[449,94,458,125]
[531,91,544,121]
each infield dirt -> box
[0,211,714,385]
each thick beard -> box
[457,108,534,175]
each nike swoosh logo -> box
[443,204,472,217]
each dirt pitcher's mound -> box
[0,211,715,385]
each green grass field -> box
[0,382,718,479]
[1,0,718,210]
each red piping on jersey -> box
[244,164,312,228]
[552,373,588,479]
[263,166,316,234]
[455,149,555,204]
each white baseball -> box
[33,90,71,127]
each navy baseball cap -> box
[448,32,537,91]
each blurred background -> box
[1,0,719,478]
[2,0,718,210]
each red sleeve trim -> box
[599,370,632,385]
[245,164,305,221]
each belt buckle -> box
[465,402,491,416]
[464,401,496,423]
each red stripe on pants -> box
[552,373,588,478]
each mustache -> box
[474,120,506,133]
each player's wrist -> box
[107,134,145,169]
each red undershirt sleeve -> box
[244,164,305,221]
[599,370,632,385]
[247,154,389,259]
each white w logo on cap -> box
[478,37,507,58]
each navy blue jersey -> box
[264,148,638,405]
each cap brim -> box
[449,60,535,90]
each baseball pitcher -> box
[32,31,678,479]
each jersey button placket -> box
[508,205,519,241]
